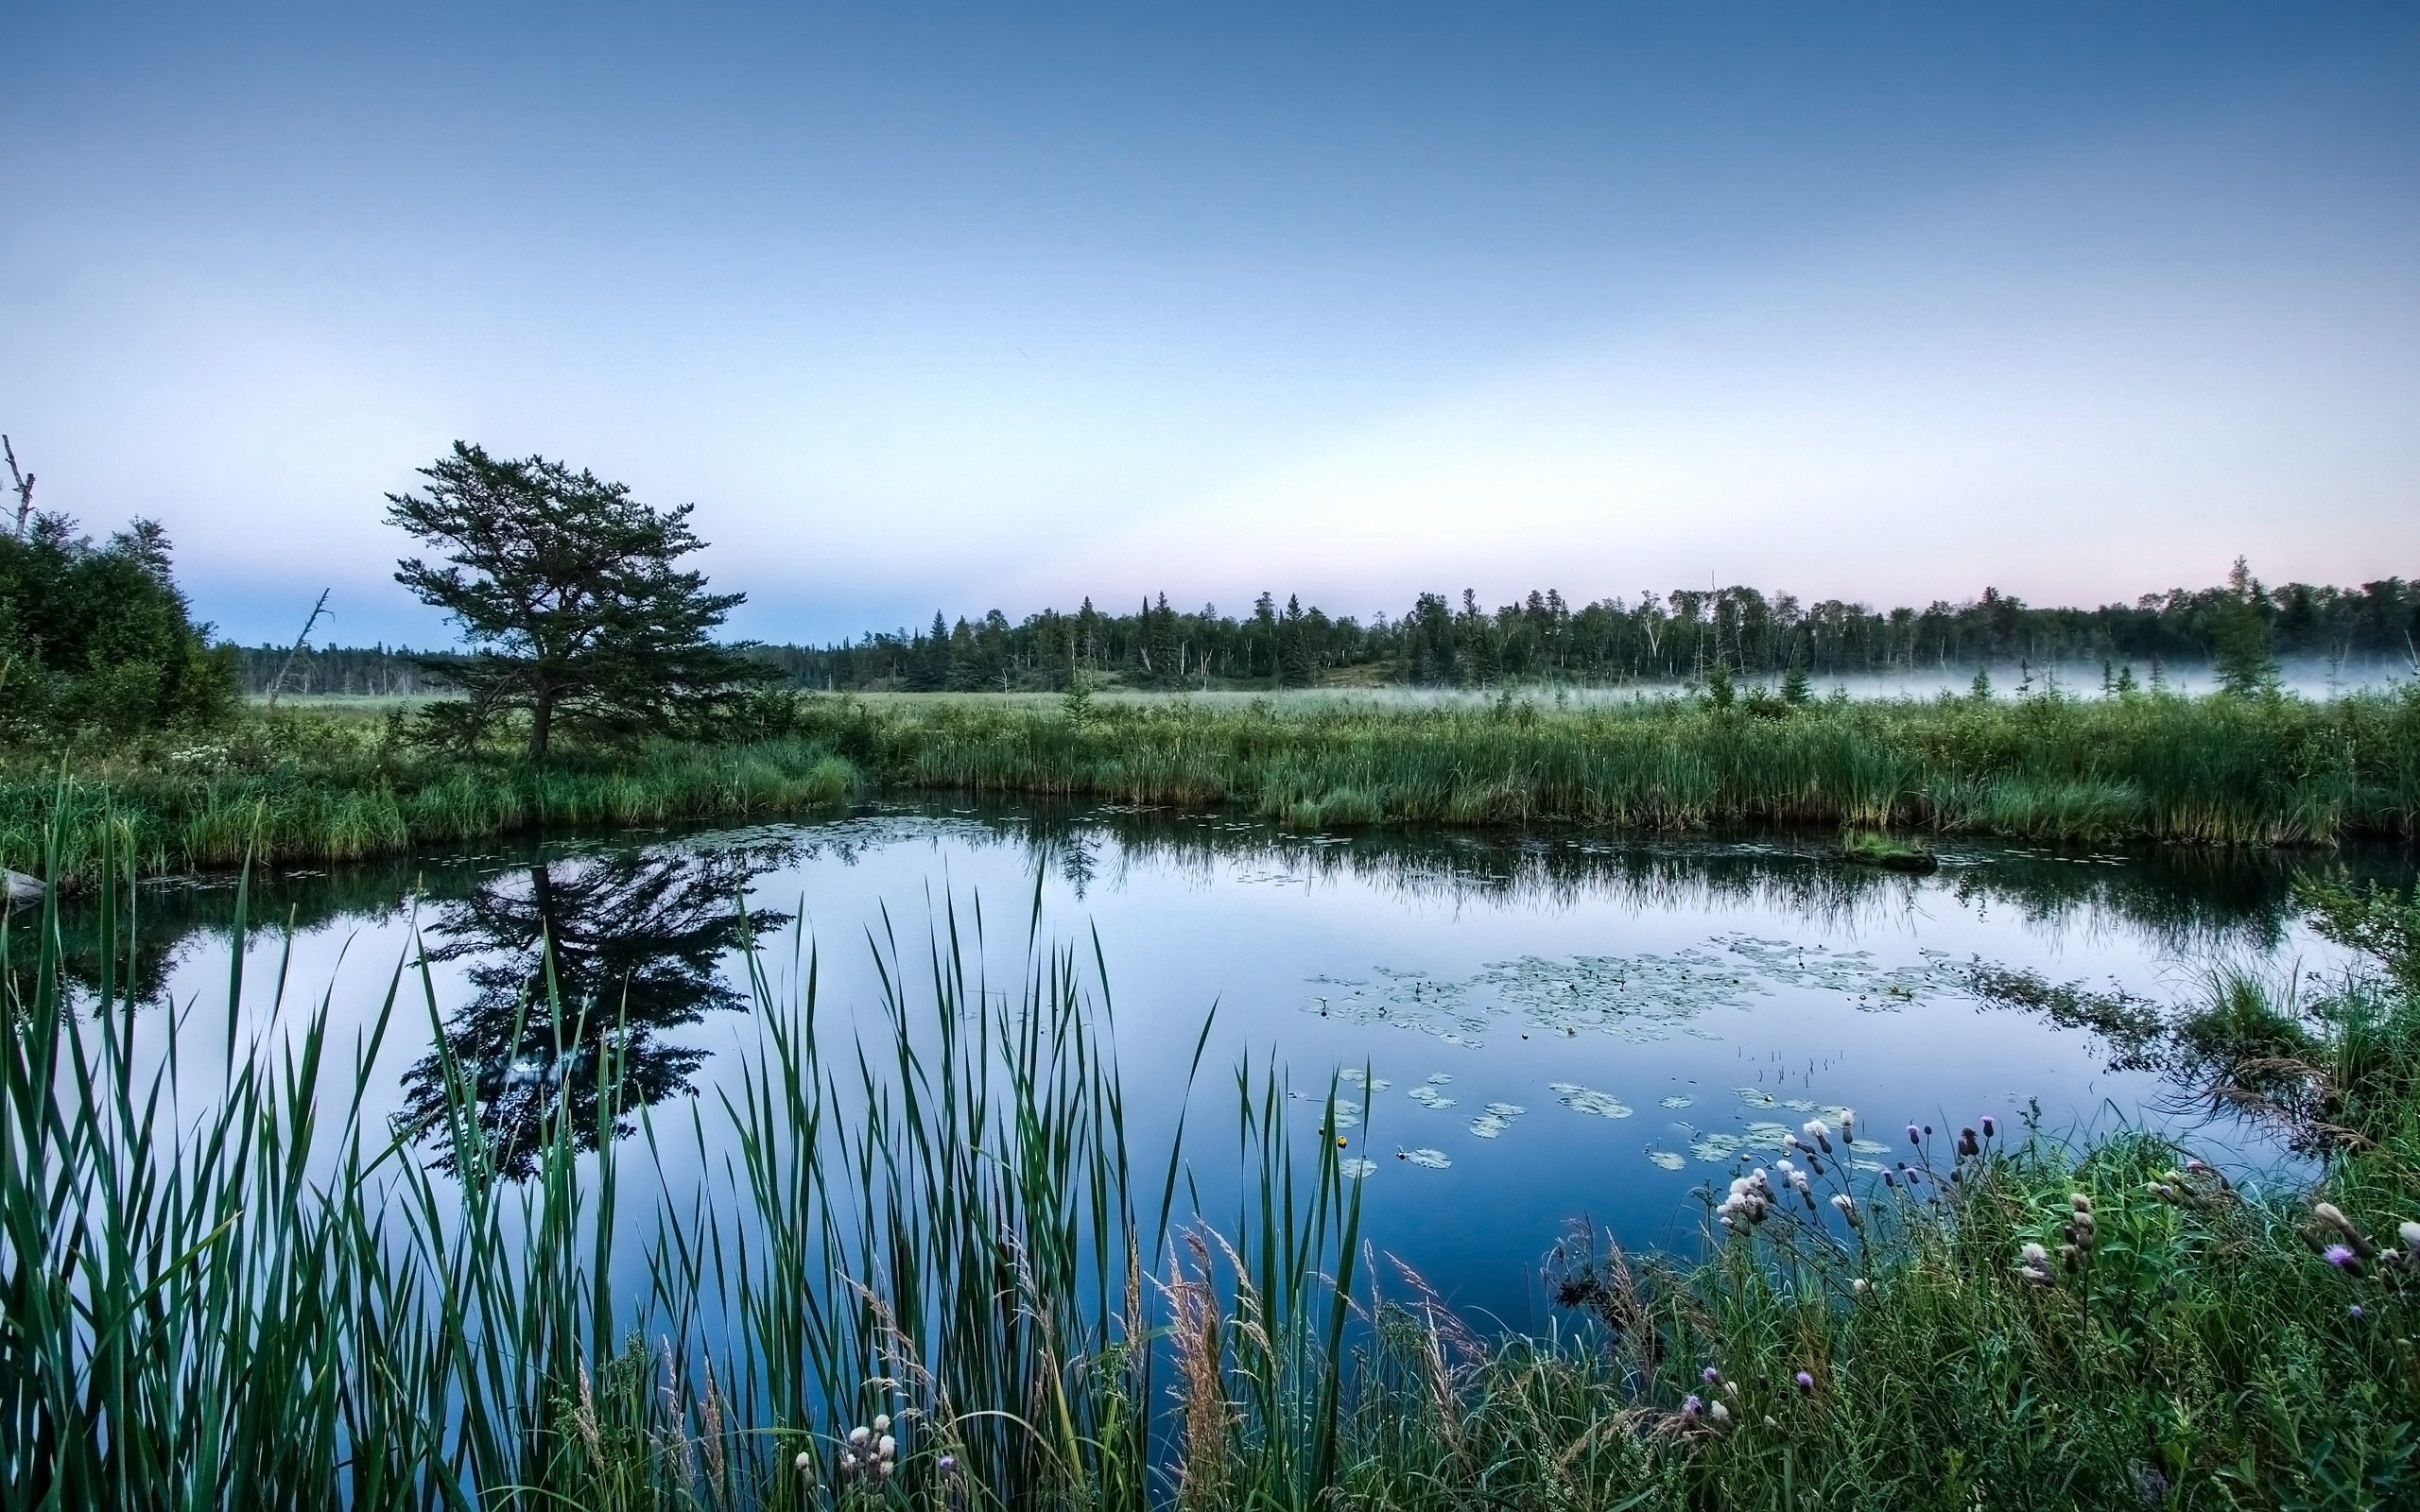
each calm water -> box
[63,802,2412,1326]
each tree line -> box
[735,566,2418,693]
[237,564,2418,697]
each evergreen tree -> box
[388,443,776,759]
[0,507,234,741]
[1276,593,1313,688]
[1705,660,1736,709]
[2212,558,2280,696]
[1145,593,1181,686]
[1781,663,1812,705]
[908,613,951,692]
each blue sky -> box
[5,3,2414,644]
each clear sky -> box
[5,2,2415,644]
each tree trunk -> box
[527,691,554,762]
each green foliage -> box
[0,514,234,741]
[389,442,780,760]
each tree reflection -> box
[396,842,791,1179]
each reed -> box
[800,684,2420,847]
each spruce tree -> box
[1276,593,1314,688]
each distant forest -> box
[235,569,2418,696]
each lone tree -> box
[389,443,778,760]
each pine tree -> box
[388,442,775,759]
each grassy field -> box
[9,831,2420,1507]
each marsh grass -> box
[11,818,2420,1507]
[0,725,856,881]
[802,685,2420,847]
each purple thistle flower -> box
[2351,1304,2367,1319]
[1907,1125,1921,1145]
[1703,1366,1720,1383]
[1682,1394,1703,1418]
[1794,1371,1814,1394]
[2325,1244,2358,1269]
[1980,1115,1996,1138]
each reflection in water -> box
[23,801,2413,1183]
[395,842,793,1178]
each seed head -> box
[873,1414,891,1434]
[794,1452,812,1472]
[2401,1220,2420,1251]
[1709,1400,1732,1426]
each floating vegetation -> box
[1291,1090,1362,1127]
[1736,1087,1778,1108]
[1689,1131,1743,1161]
[1743,1121,1795,1149]
[1715,936,1971,1009]
[1399,1147,1452,1169]
[1407,1085,1457,1109]
[1849,1138,1890,1156]
[1338,1067,1392,1092]
[1660,1095,1694,1109]
[1425,1073,1455,1084]
[1549,1082,1633,1119]
[1303,968,1488,1040]
[1647,1149,1688,1170]
[1339,1157,1378,1178]
[1468,1102,1528,1139]
[1307,933,1979,1049]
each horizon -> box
[7,3,2417,645]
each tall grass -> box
[0,733,857,881]
[0,831,1362,1508]
[11,825,2420,1507]
[801,684,2420,847]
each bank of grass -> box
[0,713,857,880]
[10,833,2420,1507]
[9,685,2414,879]
[803,684,2420,846]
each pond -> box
[54,800,2412,1327]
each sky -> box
[4,2,2416,645]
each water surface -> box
[66,801,2409,1325]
